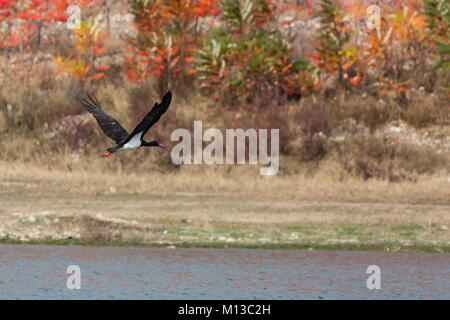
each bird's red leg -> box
[101,151,113,158]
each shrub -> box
[297,103,331,161]
[195,0,315,104]
[424,0,450,90]
[125,0,219,94]
[0,76,84,133]
[311,0,350,86]
[54,17,109,84]
[337,135,447,182]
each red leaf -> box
[57,14,68,21]
[30,14,42,21]
[94,47,106,55]
[210,9,221,15]
[96,65,109,71]
[17,12,28,19]
[92,72,105,80]
[281,64,292,73]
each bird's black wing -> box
[81,94,129,144]
[128,90,172,139]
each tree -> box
[195,0,314,103]
[125,0,220,92]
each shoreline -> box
[1,238,449,253]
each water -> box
[0,245,448,299]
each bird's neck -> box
[141,140,159,147]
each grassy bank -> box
[1,238,449,252]
[1,162,449,252]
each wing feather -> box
[128,90,172,139]
[81,94,129,144]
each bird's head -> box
[154,140,169,151]
[145,139,169,151]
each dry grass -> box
[1,75,448,176]
[336,135,449,182]
[0,159,449,203]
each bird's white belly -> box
[120,132,143,151]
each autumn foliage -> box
[0,0,448,101]
[0,0,96,49]
[195,0,316,102]
[54,16,109,83]
[125,0,220,85]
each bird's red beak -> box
[159,143,169,151]
[101,151,113,158]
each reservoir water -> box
[0,245,448,299]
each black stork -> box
[81,90,172,158]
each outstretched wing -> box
[128,90,172,139]
[81,94,129,144]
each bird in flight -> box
[81,90,172,158]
